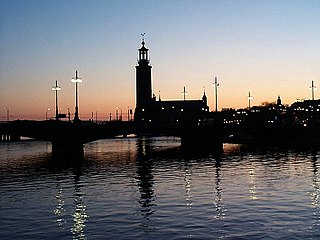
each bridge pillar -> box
[52,141,84,159]
[180,125,223,152]
[10,134,21,141]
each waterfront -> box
[0,137,319,239]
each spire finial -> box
[141,33,146,45]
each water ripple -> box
[0,139,320,239]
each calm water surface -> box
[0,137,319,239]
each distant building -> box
[287,99,320,125]
[134,39,209,124]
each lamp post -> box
[66,108,70,122]
[117,107,122,121]
[212,76,219,112]
[181,86,188,101]
[310,80,317,100]
[248,92,253,109]
[127,106,130,121]
[46,108,50,120]
[116,108,118,121]
[4,106,9,122]
[71,70,82,122]
[95,108,101,123]
[52,80,61,120]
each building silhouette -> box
[134,39,209,125]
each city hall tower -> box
[135,38,152,120]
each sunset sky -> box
[1,0,319,120]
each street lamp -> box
[310,80,317,100]
[116,108,118,121]
[4,106,9,122]
[127,106,130,121]
[46,108,50,120]
[52,80,61,120]
[117,107,122,121]
[66,107,70,122]
[247,92,253,109]
[96,108,101,123]
[212,76,220,112]
[71,70,82,122]
[181,86,188,101]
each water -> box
[0,137,319,239]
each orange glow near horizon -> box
[1,71,317,121]
[1,1,319,121]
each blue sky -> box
[1,0,319,119]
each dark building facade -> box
[134,39,209,125]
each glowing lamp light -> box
[71,78,82,83]
[52,86,61,91]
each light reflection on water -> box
[0,137,319,239]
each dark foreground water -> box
[0,137,319,239]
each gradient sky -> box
[1,0,319,120]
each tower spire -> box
[202,86,207,105]
[138,33,149,64]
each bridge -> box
[0,117,224,155]
[0,120,135,154]
[1,112,319,157]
